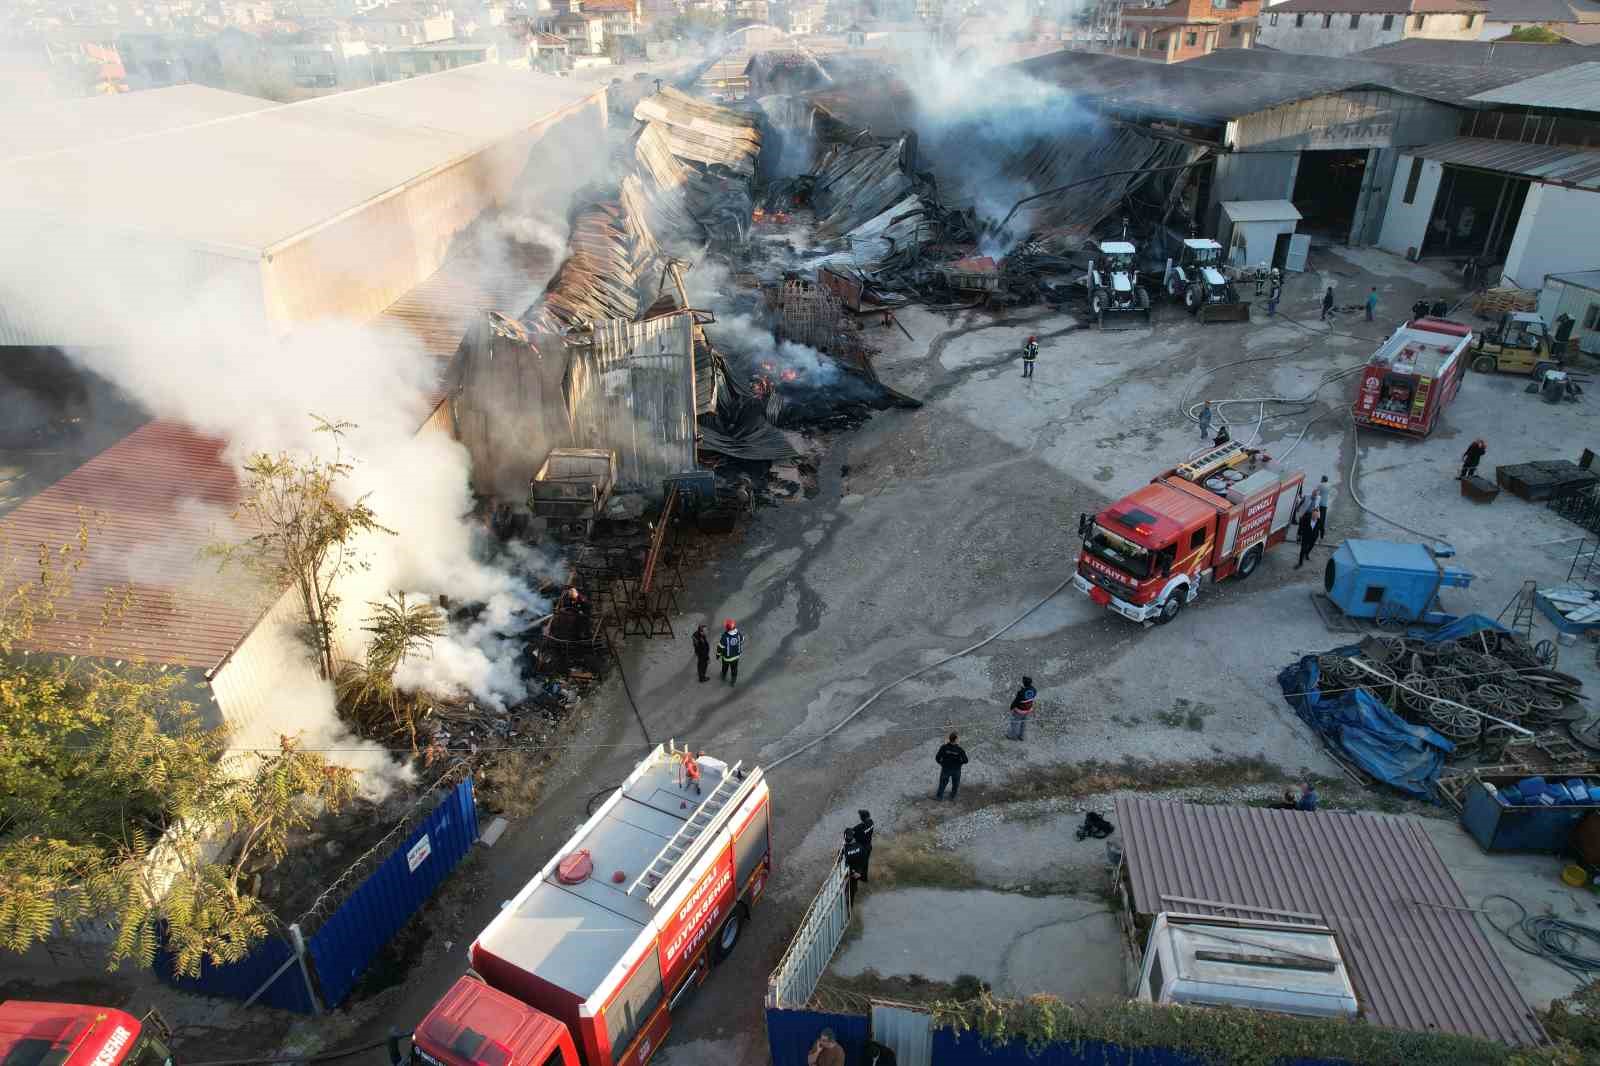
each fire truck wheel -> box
[1236,546,1263,580]
[1154,592,1184,625]
[1472,355,1497,373]
[712,904,748,964]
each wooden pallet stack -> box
[1471,287,1539,318]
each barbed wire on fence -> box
[293,759,472,931]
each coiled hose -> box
[1482,894,1600,979]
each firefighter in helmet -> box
[1022,336,1039,379]
[718,619,744,686]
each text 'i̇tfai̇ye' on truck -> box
[411,742,771,1066]
[0,1002,173,1066]
[1073,442,1306,625]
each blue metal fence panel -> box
[155,933,315,1014]
[766,1008,871,1066]
[308,777,481,1009]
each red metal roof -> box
[1114,798,1547,1047]
[0,420,260,668]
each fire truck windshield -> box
[1084,523,1152,580]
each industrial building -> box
[0,65,606,739]
[0,63,603,344]
[1021,43,1596,262]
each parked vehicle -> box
[1162,239,1247,323]
[0,1002,173,1066]
[1351,317,1470,438]
[1472,312,1559,376]
[1073,442,1304,624]
[412,742,771,1066]
[1084,236,1151,331]
[1134,913,1359,1019]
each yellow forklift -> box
[1471,312,1560,376]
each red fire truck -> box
[1350,317,1470,438]
[1073,442,1305,625]
[412,742,771,1066]
[0,1002,172,1066]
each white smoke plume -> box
[0,199,580,797]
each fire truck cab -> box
[414,742,771,1066]
[0,1002,172,1066]
[1074,443,1304,625]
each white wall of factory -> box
[1376,153,1444,258]
[1253,10,1481,58]
[1211,90,1458,244]
[259,93,607,329]
[1500,184,1600,291]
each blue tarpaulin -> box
[1278,653,1453,797]
[1412,613,1509,644]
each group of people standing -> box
[1295,475,1333,570]
[690,619,744,685]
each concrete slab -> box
[1418,816,1599,1009]
[829,888,1124,1002]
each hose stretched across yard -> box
[1481,894,1600,980]
[767,573,1077,771]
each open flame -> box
[752,208,792,226]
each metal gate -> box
[766,855,852,1008]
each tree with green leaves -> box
[210,417,392,681]
[0,526,358,977]
[336,592,446,749]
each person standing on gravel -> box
[1008,676,1037,741]
[935,732,968,800]
[691,623,711,683]
[1197,401,1214,441]
[852,810,875,882]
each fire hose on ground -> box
[1480,894,1600,979]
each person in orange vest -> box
[679,748,702,795]
[1008,676,1036,741]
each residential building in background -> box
[1481,0,1600,43]
[1111,0,1262,61]
[532,29,572,68]
[551,2,607,53]
[1255,0,1487,56]
[382,38,497,75]
[350,3,456,44]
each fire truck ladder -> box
[1175,441,1248,483]
[629,758,748,908]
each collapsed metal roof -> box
[632,86,763,177]
[1115,798,1546,1048]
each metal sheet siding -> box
[1113,798,1545,1047]
[1467,61,1600,111]
[871,1004,932,1066]
[155,931,316,1014]
[307,777,480,1009]
[1413,136,1600,190]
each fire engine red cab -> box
[1351,317,1470,438]
[0,1002,172,1066]
[413,742,771,1066]
[1073,443,1304,624]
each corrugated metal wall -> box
[870,1004,932,1066]
[566,313,697,491]
[766,857,854,1009]
[307,777,480,1009]
[207,584,359,738]
[1229,91,1458,153]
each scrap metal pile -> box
[1321,629,1584,760]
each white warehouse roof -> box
[0,84,278,162]
[0,65,602,256]
[1221,199,1303,224]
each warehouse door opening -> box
[1420,167,1529,263]
[1292,149,1367,242]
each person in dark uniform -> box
[1295,505,1321,569]
[935,732,968,800]
[1461,439,1487,480]
[1212,423,1231,448]
[691,623,711,683]
[1555,313,1576,357]
[1022,335,1039,379]
[842,828,868,905]
[718,619,744,685]
[1320,285,1335,321]
[852,810,874,882]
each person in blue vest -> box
[1008,676,1037,741]
[718,618,744,685]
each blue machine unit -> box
[1324,539,1473,624]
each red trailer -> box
[1351,317,1470,438]
[414,742,771,1066]
[0,1002,172,1066]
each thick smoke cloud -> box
[0,111,609,795]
